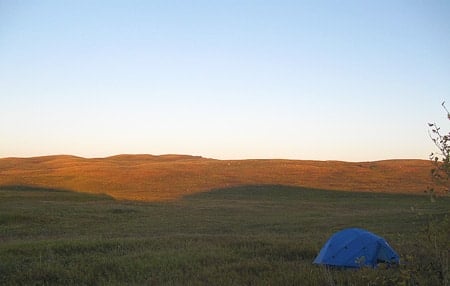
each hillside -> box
[0,155,435,201]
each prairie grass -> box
[0,185,449,285]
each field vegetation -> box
[1,185,448,285]
[0,155,434,201]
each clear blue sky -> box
[1,0,449,161]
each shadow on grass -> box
[0,184,77,193]
[183,184,426,201]
[0,184,115,201]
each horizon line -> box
[0,153,430,163]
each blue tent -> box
[313,228,399,268]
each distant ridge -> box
[0,154,435,201]
[106,154,204,162]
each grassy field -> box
[0,185,449,285]
[0,155,434,201]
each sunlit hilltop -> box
[0,154,434,201]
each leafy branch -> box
[428,101,450,196]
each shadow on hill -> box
[182,184,425,202]
[0,184,77,193]
[0,184,115,200]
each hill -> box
[0,154,435,201]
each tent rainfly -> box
[313,228,399,268]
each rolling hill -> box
[0,154,435,201]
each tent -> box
[313,228,399,268]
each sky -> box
[1,0,450,161]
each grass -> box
[0,185,449,285]
[0,155,434,201]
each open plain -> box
[0,155,448,285]
[0,155,436,201]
